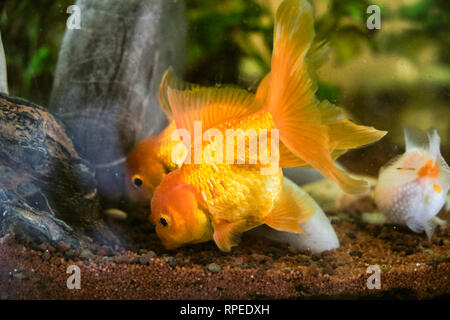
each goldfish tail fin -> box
[264,177,315,233]
[318,101,387,150]
[306,40,330,71]
[265,0,376,193]
[255,73,271,107]
[326,120,387,150]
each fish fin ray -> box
[318,100,345,122]
[327,120,387,150]
[264,0,377,193]
[167,86,260,147]
[404,127,428,152]
[255,73,271,107]
[264,177,315,233]
[306,40,330,71]
[213,219,245,252]
[158,67,200,121]
[426,129,441,162]
[437,154,450,191]
[279,142,308,167]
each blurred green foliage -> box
[0,0,449,162]
[184,0,448,101]
[0,0,72,104]
[1,0,448,100]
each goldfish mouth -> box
[154,223,185,250]
[159,235,183,250]
[162,242,181,250]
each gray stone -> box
[207,263,221,274]
[101,256,114,263]
[0,95,118,247]
[12,272,29,280]
[79,249,95,261]
[49,0,186,206]
[167,256,177,268]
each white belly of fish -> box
[377,178,445,233]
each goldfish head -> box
[150,170,213,250]
[125,137,169,206]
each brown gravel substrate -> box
[0,195,449,300]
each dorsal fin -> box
[166,85,260,148]
[158,67,200,121]
[426,129,441,162]
[404,127,428,152]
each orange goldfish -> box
[149,0,387,251]
[125,121,185,206]
[125,67,205,204]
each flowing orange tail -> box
[263,0,386,194]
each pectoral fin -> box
[264,177,315,233]
[213,219,246,252]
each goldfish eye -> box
[162,163,171,175]
[159,217,168,227]
[132,176,143,188]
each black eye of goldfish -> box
[161,162,171,175]
[132,176,143,188]
[159,217,168,227]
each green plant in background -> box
[0,0,73,105]
[183,0,449,164]
[184,0,273,87]
[184,0,448,88]
[183,0,387,103]
[2,0,447,101]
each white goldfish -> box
[374,128,450,238]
